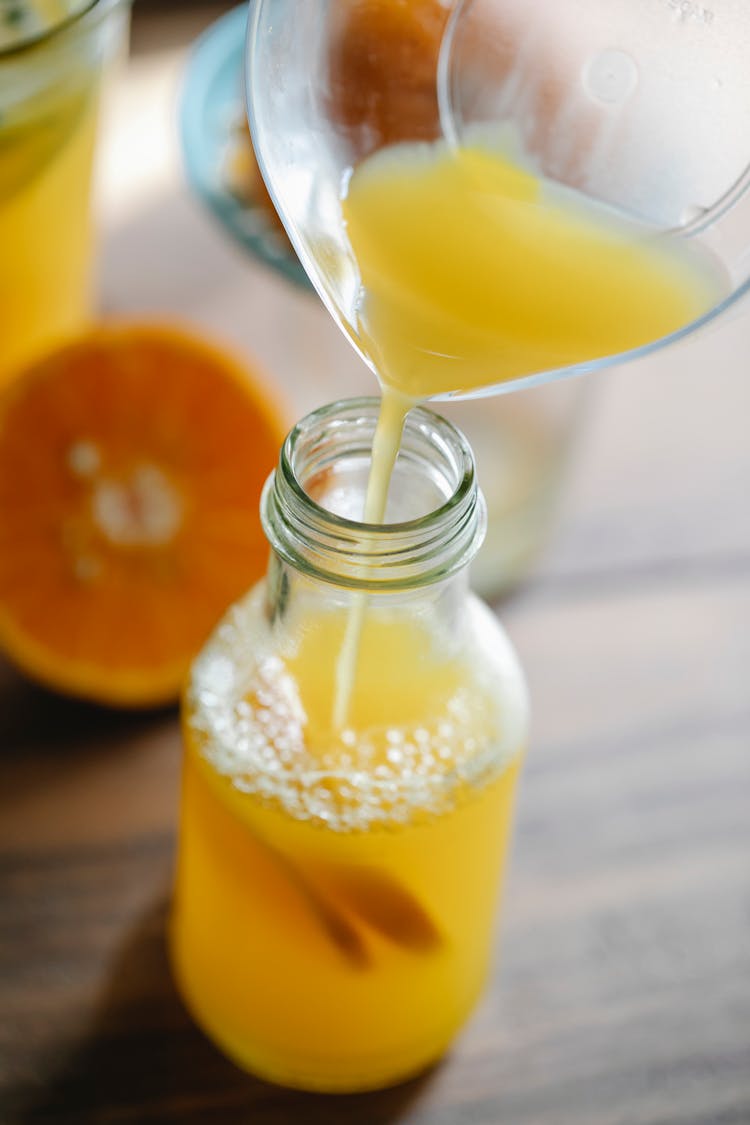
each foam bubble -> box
[185,592,523,832]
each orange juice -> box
[342,141,727,398]
[0,0,123,386]
[0,78,101,383]
[172,586,527,1091]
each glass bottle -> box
[170,398,529,1093]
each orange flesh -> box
[0,324,287,706]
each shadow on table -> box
[0,655,174,755]
[14,897,436,1125]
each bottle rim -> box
[261,397,487,592]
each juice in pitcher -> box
[341,140,728,399]
[171,401,529,1091]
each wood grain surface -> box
[2,5,749,1122]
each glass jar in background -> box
[0,0,129,385]
[447,380,589,600]
[171,398,529,1093]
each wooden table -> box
[2,8,749,1122]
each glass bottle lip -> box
[261,397,487,591]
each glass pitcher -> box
[245,0,750,400]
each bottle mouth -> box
[261,398,487,591]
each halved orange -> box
[0,323,288,707]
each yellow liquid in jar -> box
[172,590,527,1092]
[0,74,101,385]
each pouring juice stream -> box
[332,138,727,726]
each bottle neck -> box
[261,398,486,593]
